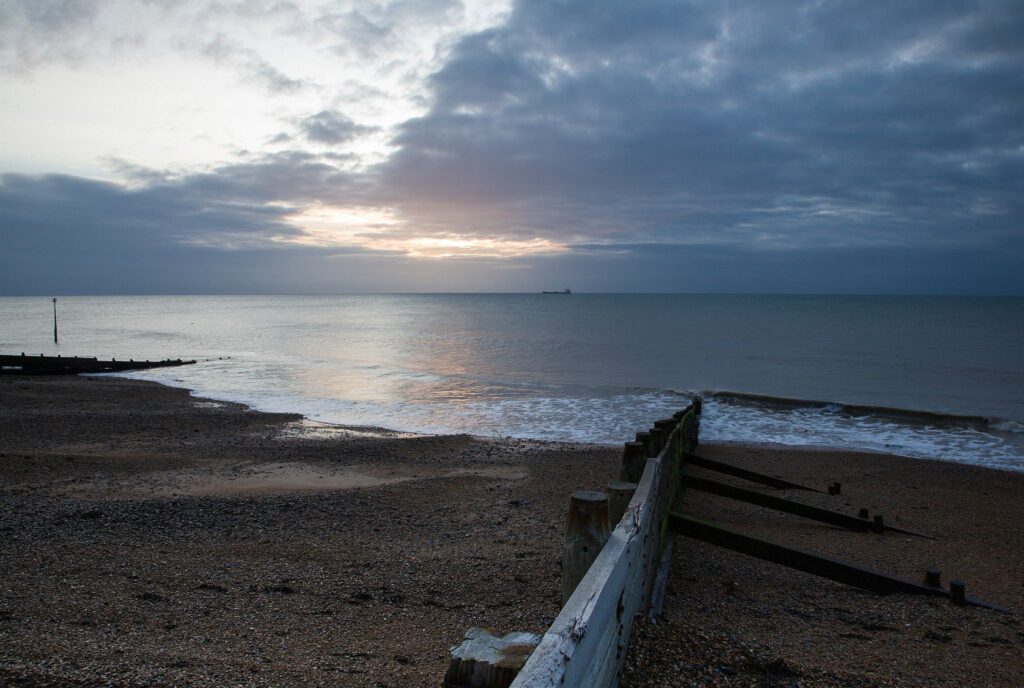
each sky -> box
[0,0,1021,295]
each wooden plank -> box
[510,405,700,687]
[685,475,873,532]
[510,456,661,687]
[647,537,674,619]
[670,513,1010,613]
[684,452,826,492]
[511,410,697,688]
[686,473,934,539]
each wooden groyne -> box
[0,353,196,375]
[446,396,1011,687]
[445,403,701,688]
[511,405,699,687]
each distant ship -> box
[542,288,572,294]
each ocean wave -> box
[116,364,1023,471]
[990,419,1024,434]
[702,389,1022,432]
[699,396,1024,471]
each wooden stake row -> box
[683,474,934,539]
[669,513,1010,613]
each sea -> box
[2,294,1022,471]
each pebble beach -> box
[1,375,1021,687]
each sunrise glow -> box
[283,204,566,258]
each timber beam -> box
[683,453,826,493]
[684,475,933,539]
[669,513,1010,613]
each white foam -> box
[990,419,1024,434]
[700,397,1024,471]
[118,362,1024,472]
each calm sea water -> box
[2,295,1022,470]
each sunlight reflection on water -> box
[2,294,1022,470]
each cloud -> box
[299,110,375,144]
[0,146,376,255]
[0,2,312,93]
[1,0,1022,294]
[199,33,312,94]
[0,0,103,73]
[377,0,1024,255]
[0,171,293,252]
[315,9,400,60]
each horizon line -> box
[3,292,1023,298]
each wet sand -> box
[1,375,1021,687]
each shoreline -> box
[706,389,1020,427]
[108,369,624,447]
[102,372,438,441]
[113,370,1024,473]
[1,375,1021,687]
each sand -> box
[1,375,1021,687]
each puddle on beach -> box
[191,400,226,409]
[59,460,525,500]
[275,419,424,441]
[184,462,410,496]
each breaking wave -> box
[698,392,1024,471]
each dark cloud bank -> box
[1,0,1022,294]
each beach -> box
[623,444,1024,687]
[1,375,1022,687]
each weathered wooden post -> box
[654,418,674,438]
[619,442,647,483]
[635,431,653,458]
[648,427,665,456]
[950,580,966,605]
[445,628,541,688]
[561,490,611,604]
[606,481,637,527]
[873,515,885,533]
[924,567,941,588]
[52,297,58,344]
[690,398,702,449]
